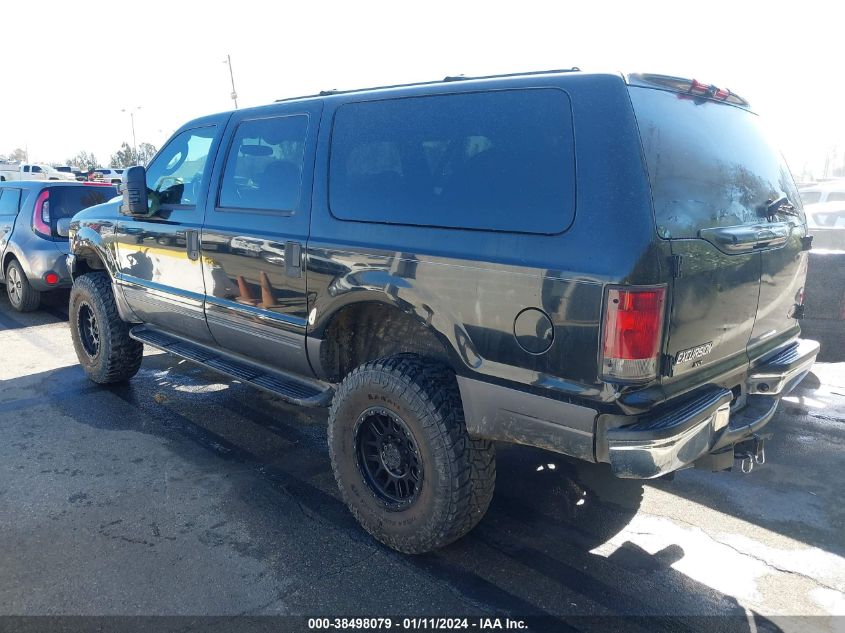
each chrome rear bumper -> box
[607,338,819,479]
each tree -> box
[109,141,158,168]
[3,148,27,162]
[137,142,157,166]
[109,142,135,168]
[66,151,99,171]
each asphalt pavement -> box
[0,290,843,632]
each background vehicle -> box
[0,181,117,311]
[798,179,845,205]
[53,165,86,181]
[89,168,124,184]
[802,202,845,360]
[0,162,76,182]
[67,70,817,553]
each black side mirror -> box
[120,165,150,216]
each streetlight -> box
[121,106,141,162]
[223,54,238,109]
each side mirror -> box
[56,218,71,238]
[120,165,150,216]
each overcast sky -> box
[2,0,842,179]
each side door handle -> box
[285,241,302,278]
[2,225,11,233]
[186,229,200,261]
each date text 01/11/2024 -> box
[307,617,528,630]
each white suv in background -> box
[799,179,845,205]
[90,168,124,184]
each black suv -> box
[66,70,819,553]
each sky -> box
[1,0,843,180]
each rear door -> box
[629,84,805,379]
[0,187,23,264]
[199,103,321,375]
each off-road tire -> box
[69,272,143,384]
[5,259,41,312]
[328,354,496,553]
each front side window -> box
[146,126,216,207]
[800,191,822,205]
[31,166,42,173]
[328,89,576,233]
[826,192,845,202]
[218,115,308,212]
[0,188,22,214]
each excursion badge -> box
[675,341,714,365]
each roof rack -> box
[274,67,581,103]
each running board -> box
[129,325,333,407]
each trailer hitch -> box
[734,433,771,474]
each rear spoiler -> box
[626,73,751,109]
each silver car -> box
[0,181,117,311]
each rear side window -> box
[48,186,117,220]
[218,115,308,212]
[0,188,22,215]
[630,87,800,239]
[329,89,575,233]
[827,192,845,202]
[800,191,821,205]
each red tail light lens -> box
[601,287,667,382]
[33,189,52,238]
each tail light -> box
[33,189,52,238]
[601,286,667,382]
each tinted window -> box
[329,89,575,233]
[218,115,308,212]
[49,185,117,220]
[0,188,22,214]
[31,166,42,173]
[630,87,800,239]
[826,191,845,202]
[146,126,216,207]
[801,191,822,205]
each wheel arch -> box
[311,294,476,383]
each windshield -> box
[629,86,802,239]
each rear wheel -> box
[328,355,496,553]
[69,272,143,384]
[5,259,40,312]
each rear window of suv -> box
[329,89,575,234]
[629,86,801,239]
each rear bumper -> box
[606,338,819,478]
[16,244,72,291]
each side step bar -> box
[130,325,333,407]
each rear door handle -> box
[699,225,761,253]
[186,229,200,261]
[285,241,302,278]
[699,222,794,254]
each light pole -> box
[121,107,141,162]
[223,54,238,109]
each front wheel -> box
[328,355,496,554]
[69,273,143,384]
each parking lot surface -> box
[0,291,843,632]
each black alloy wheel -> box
[355,407,423,509]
